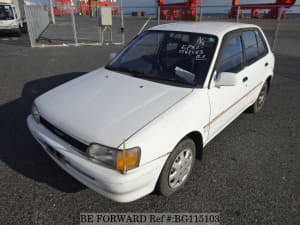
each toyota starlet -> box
[27,22,275,202]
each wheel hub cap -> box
[258,85,267,106]
[168,149,193,189]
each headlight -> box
[10,21,18,26]
[87,143,141,173]
[32,103,40,123]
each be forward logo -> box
[80,213,220,225]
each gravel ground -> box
[0,32,299,225]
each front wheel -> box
[20,23,27,33]
[157,138,196,197]
[15,27,22,37]
[249,81,268,113]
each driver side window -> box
[217,36,243,73]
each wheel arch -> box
[156,130,204,196]
[186,131,204,160]
[266,75,273,93]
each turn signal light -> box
[116,148,140,171]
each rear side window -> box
[242,31,259,64]
[255,30,268,56]
[242,30,268,64]
[217,36,243,73]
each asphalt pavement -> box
[0,32,299,225]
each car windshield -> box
[0,5,14,20]
[106,30,218,87]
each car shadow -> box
[0,72,87,193]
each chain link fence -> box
[25,4,300,57]
[273,5,300,57]
[24,5,50,47]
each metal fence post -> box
[199,6,203,22]
[97,5,101,44]
[272,7,283,51]
[49,0,55,24]
[157,6,160,25]
[121,5,125,44]
[24,6,34,47]
[138,17,152,35]
[70,4,78,45]
[236,6,240,22]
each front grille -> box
[40,117,88,153]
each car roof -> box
[149,21,258,37]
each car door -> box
[241,29,271,104]
[206,32,250,140]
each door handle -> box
[265,62,269,67]
[242,77,248,82]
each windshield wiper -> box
[169,75,195,86]
[139,74,194,87]
[105,65,145,76]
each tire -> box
[15,28,22,37]
[249,81,268,113]
[157,138,196,197]
[21,23,27,33]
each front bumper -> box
[0,25,19,33]
[27,115,168,202]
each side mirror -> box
[109,52,117,61]
[215,72,239,87]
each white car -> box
[27,22,274,202]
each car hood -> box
[36,68,193,147]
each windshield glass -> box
[106,30,218,87]
[0,5,14,20]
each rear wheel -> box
[157,138,196,197]
[249,81,268,113]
